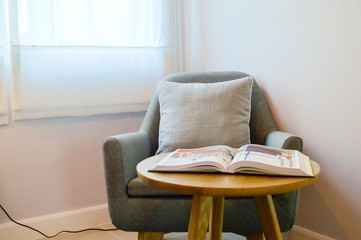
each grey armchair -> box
[102,71,303,240]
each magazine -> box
[149,144,314,177]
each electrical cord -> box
[0,204,118,238]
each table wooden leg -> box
[209,196,224,240]
[138,232,165,240]
[188,195,212,240]
[253,195,282,240]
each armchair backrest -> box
[140,71,278,155]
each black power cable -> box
[0,204,118,238]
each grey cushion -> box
[156,76,254,154]
[127,177,188,197]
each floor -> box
[36,223,246,240]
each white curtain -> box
[8,0,182,120]
[0,0,8,125]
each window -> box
[4,0,182,121]
[0,0,8,125]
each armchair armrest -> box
[102,130,152,199]
[265,131,303,152]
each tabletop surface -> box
[137,153,321,197]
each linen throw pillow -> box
[156,76,254,154]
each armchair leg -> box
[243,233,265,240]
[138,232,165,240]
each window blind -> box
[9,0,182,120]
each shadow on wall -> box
[297,175,357,239]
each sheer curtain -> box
[9,0,182,120]
[0,0,8,125]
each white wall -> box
[188,0,361,239]
[2,1,361,239]
[0,113,144,222]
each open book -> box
[149,144,314,177]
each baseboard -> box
[0,204,336,240]
[0,204,111,240]
[284,225,336,240]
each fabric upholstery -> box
[156,77,253,153]
[103,71,302,234]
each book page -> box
[152,145,236,172]
[228,144,314,176]
[232,144,300,168]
